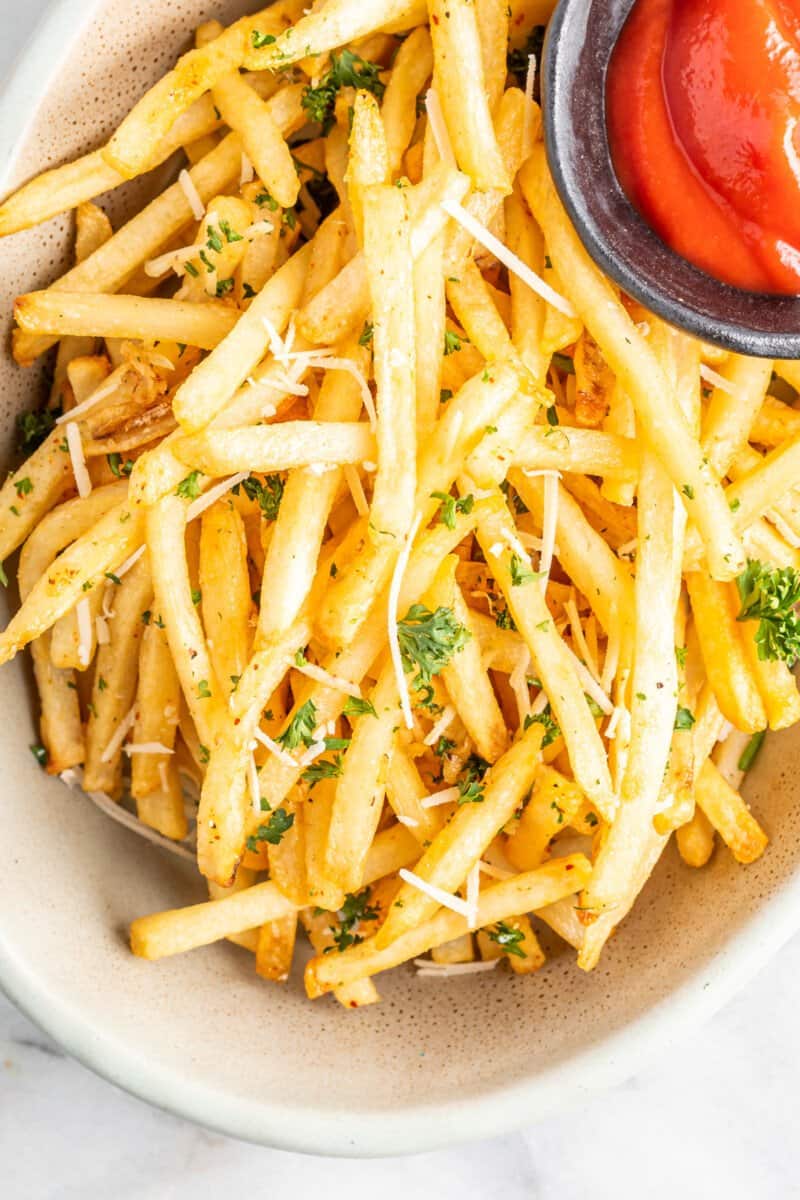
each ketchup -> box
[607,0,800,294]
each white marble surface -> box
[2,1,800,1195]
[4,932,800,1198]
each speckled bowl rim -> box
[2,0,800,1158]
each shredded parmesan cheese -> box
[56,365,126,425]
[396,814,419,828]
[115,544,146,580]
[509,647,532,726]
[144,244,201,278]
[414,958,499,976]
[76,598,92,668]
[700,363,736,395]
[65,422,91,498]
[124,742,174,756]
[186,472,249,522]
[294,660,361,697]
[423,705,457,746]
[767,508,800,548]
[178,168,205,220]
[523,53,537,151]
[95,615,110,645]
[100,702,137,763]
[440,197,576,317]
[424,87,456,165]
[419,786,461,809]
[239,152,255,186]
[565,598,601,684]
[478,859,514,881]
[252,726,297,767]
[399,868,471,917]
[343,465,369,516]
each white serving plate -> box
[0,0,799,1157]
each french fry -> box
[16,487,127,770]
[737,612,800,731]
[427,556,509,762]
[0,502,144,664]
[347,92,389,243]
[245,0,428,72]
[174,421,376,476]
[316,183,416,647]
[429,0,510,192]
[299,908,381,1007]
[579,448,682,929]
[676,807,715,868]
[521,145,745,581]
[131,819,420,959]
[375,722,543,947]
[694,758,768,864]
[15,292,239,352]
[325,663,401,893]
[686,571,767,733]
[199,501,253,692]
[84,555,152,796]
[130,618,185,838]
[214,75,299,209]
[382,28,434,177]
[13,134,243,364]
[701,354,772,477]
[306,854,591,995]
[386,742,445,844]
[467,484,615,820]
[505,765,586,870]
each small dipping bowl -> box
[542,0,800,357]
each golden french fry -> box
[199,500,253,691]
[695,758,768,865]
[15,292,238,351]
[174,421,376,476]
[676,807,715,868]
[686,572,767,733]
[375,723,543,948]
[505,765,586,870]
[306,854,591,995]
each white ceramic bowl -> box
[2,0,800,1158]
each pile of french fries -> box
[1,0,798,1005]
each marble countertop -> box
[2,2,800,1195]
[4,933,800,1198]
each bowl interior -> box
[543,0,800,357]
[1,0,800,1156]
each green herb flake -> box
[344,695,377,719]
[276,698,318,750]
[674,706,695,731]
[397,604,471,688]
[736,560,800,665]
[176,471,203,500]
[488,920,526,958]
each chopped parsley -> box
[29,743,48,767]
[487,920,526,958]
[674,706,695,731]
[14,477,32,497]
[524,706,561,748]
[431,490,474,530]
[323,887,380,953]
[344,695,377,720]
[276,698,318,750]
[456,754,490,804]
[197,679,212,699]
[302,50,386,135]
[246,807,294,851]
[107,453,133,478]
[510,554,537,587]
[302,755,343,787]
[736,560,800,665]
[250,29,276,48]
[17,407,58,453]
[397,604,470,689]
[443,329,464,356]
[233,473,284,521]
[358,321,374,346]
[176,471,203,500]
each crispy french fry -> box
[695,758,768,864]
[375,723,543,947]
[306,854,590,995]
[199,500,253,691]
[131,619,185,838]
[84,555,152,796]
[427,556,508,762]
[15,292,238,351]
[174,421,375,476]
[686,571,767,733]
[382,27,434,177]
[521,145,745,581]
[505,765,586,870]
[429,0,510,191]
